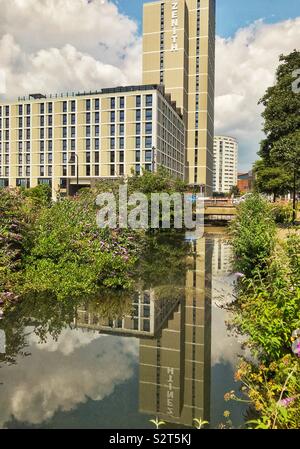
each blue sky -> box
[114,0,300,37]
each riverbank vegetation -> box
[229,194,300,429]
[0,169,189,307]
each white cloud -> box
[0,328,138,426]
[215,18,300,171]
[0,0,142,99]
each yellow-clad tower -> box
[143,0,215,193]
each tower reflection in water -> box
[74,237,213,428]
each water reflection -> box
[0,233,246,429]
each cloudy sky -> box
[0,0,299,171]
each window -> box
[135,151,140,162]
[110,152,115,163]
[145,122,152,135]
[18,142,23,151]
[95,165,99,176]
[26,117,30,127]
[86,99,91,111]
[48,115,52,127]
[136,136,141,148]
[145,150,152,162]
[19,129,23,140]
[95,125,100,137]
[86,126,90,137]
[135,165,141,175]
[110,165,115,176]
[40,141,44,152]
[119,97,125,108]
[71,100,76,112]
[110,97,115,109]
[136,96,141,107]
[110,111,115,122]
[62,114,67,126]
[5,105,9,116]
[136,109,141,121]
[48,153,52,163]
[40,166,45,176]
[48,103,53,113]
[86,139,91,150]
[71,139,75,151]
[48,128,52,139]
[71,165,75,176]
[63,101,67,112]
[18,167,23,176]
[119,124,124,136]
[145,136,152,148]
[136,123,141,135]
[40,116,45,126]
[86,112,91,124]
[26,141,30,151]
[48,166,52,176]
[40,128,44,139]
[71,114,76,125]
[119,165,124,176]
[19,117,23,128]
[18,105,23,115]
[95,112,99,123]
[119,137,124,149]
[95,139,99,150]
[48,141,52,151]
[62,140,67,151]
[95,152,99,163]
[145,109,152,120]
[71,127,76,138]
[145,164,152,172]
[86,152,91,163]
[145,95,152,106]
[18,154,23,164]
[119,152,124,163]
[63,127,67,138]
[40,103,45,114]
[110,138,115,149]
[26,104,30,115]
[110,124,115,136]
[62,153,67,164]
[119,110,124,122]
[95,98,100,110]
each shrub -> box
[230,194,276,277]
[271,203,294,224]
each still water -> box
[0,230,249,429]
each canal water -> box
[0,230,249,429]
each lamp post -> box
[152,146,156,173]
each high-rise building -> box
[143,0,216,193]
[0,85,184,198]
[213,136,238,193]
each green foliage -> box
[270,203,294,224]
[254,161,292,199]
[230,194,276,277]
[234,357,300,429]
[233,237,300,361]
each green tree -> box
[258,50,300,220]
[254,161,292,202]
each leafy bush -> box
[271,203,294,224]
[230,194,276,277]
[233,236,300,361]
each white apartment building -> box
[213,136,238,193]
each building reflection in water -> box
[74,237,213,428]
